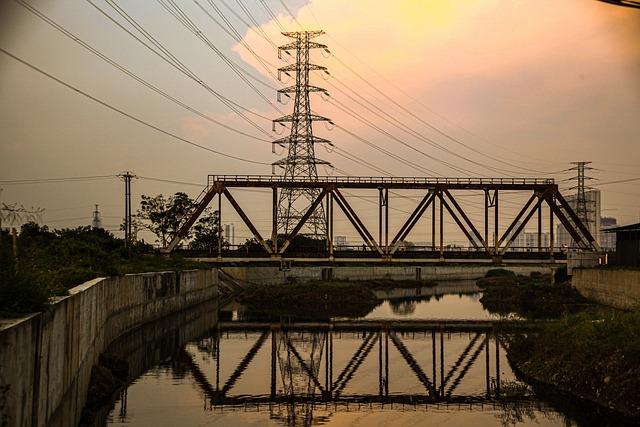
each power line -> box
[17,0,274,141]
[157,0,284,113]
[323,35,565,169]
[594,177,640,186]
[86,0,275,132]
[271,1,550,177]
[0,175,117,185]
[0,47,270,166]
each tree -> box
[135,192,195,248]
[191,208,223,253]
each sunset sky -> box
[1,0,638,245]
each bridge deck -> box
[209,174,555,190]
[216,319,540,332]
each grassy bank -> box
[505,309,640,419]
[480,270,640,420]
[477,270,592,319]
[238,280,382,320]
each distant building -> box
[501,220,550,251]
[334,235,348,249]
[557,189,601,248]
[513,231,551,251]
[224,224,235,246]
[600,217,617,251]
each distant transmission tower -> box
[272,31,333,237]
[569,161,594,228]
[92,204,102,229]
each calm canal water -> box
[98,281,598,427]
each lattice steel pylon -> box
[568,161,594,229]
[272,31,332,237]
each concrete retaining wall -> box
[221,264,559,285]
[0,269,218,427]
[573,269,640,310]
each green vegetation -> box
[477,270,590,319]
[506,309,640,418]
[484,268,517,278]
[1,191,224,317]
[553,265,568,283]
[0,222,210,318]
[479,268,640,419]
[238,280,381,320]
[134,192,220,250]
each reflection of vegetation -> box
[389,299,416,315]
[491,380,539,427]
[495,400,539,427]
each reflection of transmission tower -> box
[272,31,332,237]
[568,161,594,229]
[276,331,325,427]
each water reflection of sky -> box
[365,293,489,320]
[364,281,491,320]
[104,280,574,427]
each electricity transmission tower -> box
[272,31,333,237]
[0,188,45,229]
[91,204,102,229]
[568,161,595,229]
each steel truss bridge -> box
[164,175,600,263]
[176,320,537,412]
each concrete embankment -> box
[221,264,558,285]
[0,269,218,427]
[572,268,640,310]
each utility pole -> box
[272,30,333,237]
[118,172,136,250]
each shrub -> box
[0,270,49,315]
[485,268,516,278]
[554,266,568,283]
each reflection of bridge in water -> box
[178,320,537,410]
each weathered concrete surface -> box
[567,252,606,275]
[573,268,640,310]
[0,269,218,427]
[221,264,559,286]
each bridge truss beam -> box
[162,175,601,261]
[181,321,506,407]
